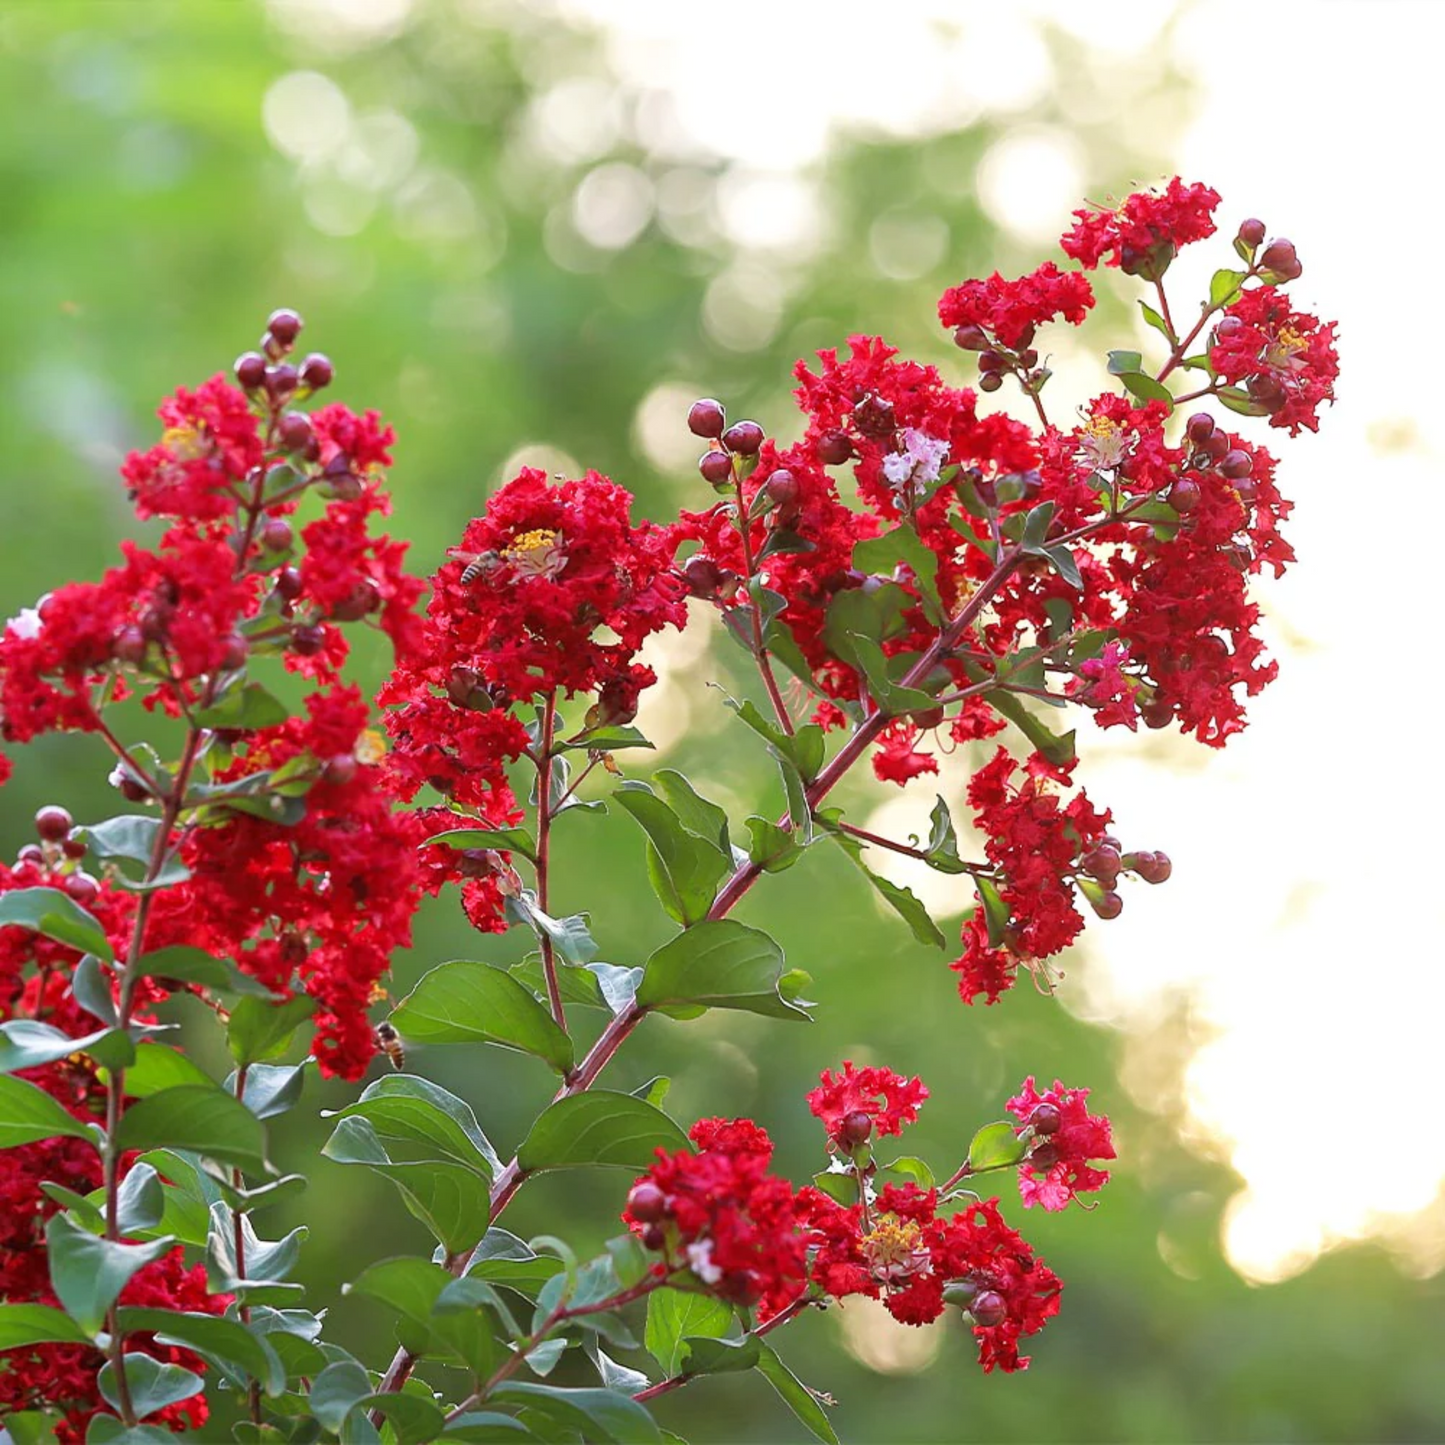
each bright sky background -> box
[262,0,1445,1291]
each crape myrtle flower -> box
[1006,1077,1116,1211]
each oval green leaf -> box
[517,1092,688,1175]
[114,1084,268,1173]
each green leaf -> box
[923,797,968,875]
[1106,348,1144,376]
[724,698,825,782]
[680,1335,761,1375]
[841,631,936,717]
[1019,500,1056,551]
[84,1420,175,1445]
[517,1092,688,1174]
[121,1043,215,1097]
[325,1073,501,1178]
[853,526,945,623]
[822,823,945,949]
[1217,385,1271,417]
[1138,300,1173,342]
[115,1162,165,1234]
[355,1393,447,1445]
[431,1277,508,1377]
[645,1288,732,1376]
[1117,371,1175,410]
[193,682,290,730]
[557,724,655,754]
[321,1116,491,1254]
[115,1084,268,1173]
[0,1020,126,1074]
[879,1155,935,1190]
[653,770,731,855]
[441,1414,533,1441]
[466,1230,567,1296]
[97,1356,202,1419]
[1209,267,1247,307]
[975,876,1010,948]
[2,1411,58,1445]
[490,1384,663,1445]
[744,816,802,873]
[985,688,1076,767]
[0,887,113,961]
[72,955,117,1025]
[226,995,316,1067]
[207,1203,307,1291]
[0,1074,97,1148]
[69,817,188,892]
[636,920,809,1021]
[613,785,730,927]
[309,1360,372,1433]
[756,526,815,561]
[231,1062,306,1121]
[390,962,573,1075]
[133,945,279,998]
[967,1120,1027,1172]
[45,1213,173,1336]
[345,1256,452,1324]
[424,826,538,864]
[145,1304,299,1393]
[0,1302,91,1348]
[1042,544,1082,590]
[756,1345,839,1445]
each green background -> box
[1,3,1439,1441]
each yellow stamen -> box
[161,424,207,461]
[503,528,566,579]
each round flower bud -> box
[275,566,303,602]
[1018,349,1039,369]
[291,623,327,657]
[1219,449,1254,480]
[266,308,303,347]
[323,753,358,786]
[113,625,148,666]
[1090,890,1123,921]
[234,351,268,390]
[978,372,1003,393]
[627,1181,669,1224]
[698,450,733,486]
[1201,430,1231,462]
[910,705,945,730]
[839,1110,873,1148]
[261,518,294,553]
[115,772,150,803]
[220,633,249,671]
[1029,1141,1061,1171]
[17,844,45,866]
[1168,478,1201,515]
[687,398,726,438]
[1141,700,1173,729]
[970,1290,1007,1328]
[852,393,895,437]
[1260,238,1301,280]
[1237,218,1267,248]
[332,580,381,621]
[722,420,764,456]
[1185,412,1215,444]
[299,352,334,391]
[1030,1102,1062,1135]
[35,806,72,842]
[1139,850,1172,884]
[1081,844,1121,883]
[1214,317,1245,344]
[1247,374,1287,411]
[977,350,1004,374]
[266,364,299,402]
[765,469,798,508]
[953,324,989,351]
[61,837,88,860]
[278,411,314,453]
[681,555,723,598]
[65,871,100,905]
[817,431,854,466]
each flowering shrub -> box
[0,179,1335,1443]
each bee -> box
[374,1021,405,1070]
[446,547,503,584]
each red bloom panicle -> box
[938,262,1094,349]
[807,1061,929,1149]
[1061,178,1221,272]
[1006,1077,1116,1211]
[625,1118,809,1321]
[1209,286,1339,435]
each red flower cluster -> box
[938,261,1095,349]
[1209,286,1339,435]
[624,1118,810,1321]
[1061,178,1221,272]
[1006,1077,1116,1211]
[806,1061,929,1150]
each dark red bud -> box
[765,469,798,508]
[17,844,45,866]
[35,806,73,842]
[1247,374,1287,410]
[1214,316,1245,342]
[1082,844,1121,881]
[266,308,303,346]
[1018,349,1039,369]
[1140,850,1172,884]
[687,398,726,438]
[978,372,1003,393]
[265,364,299,402]
[1091,890,1123,921]
[1237,218,1267,248]
[291,623,327,657]
[1233,477,1258,504]
[220,634,249,671]
[113,626,148,666]
[299,352,334,390]
[332,580,381,621]
[977,350,1004,374]
[1185,412,1216,444]
[1260,238,1300,279]
[65,871,100,905]
[323,753,358,786]
[61,837,88,860]
[234,351,268,390]
[681,555,723,598]
[970,1290,1007,1328]
[280,932,309,966]
[953,324,989,350]
[1219,449,1254,480]
[278,411,314,453]
[1201,430,1231,462]
[1168,477,1201,515]
[261,518,294,552]
[852,393,895,437]
[1141,700,1173,729]
[839,1110,873,1148]
[275,566,304,602]
[627,1181,669,1224]
[1029,1142,1061,1171]
[817,431,854,466]
[118,776,150,803]
[721,420,764,456]
[698,449,733,486]
[1031,1102,1062,1135]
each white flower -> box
[882,429,949,499]
[685,1239,723,1285]
[4,599,46,641]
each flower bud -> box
[970,1290,1007,1328]
[261,518,294,552]
[65,871,101,905]
[61,837,88,860]
[1219,449,1253,480]
[1018,349,1039,369]
[17,844,45,867]
[220,634,249,671]
[1029,1141,1061,1171]
[681,555,723,599]
[299,352,334,391]
[1247,374,1287,411]
[113,625,148,666]
[1167,478,1201,515]
[332,580,381,621]
[910,706,945,730]
[278,411,314,454]
[266,364,299,403]
[275,566,303,602]
[722,420,764,456]
[817,431,853,466]
[978,372,1003,393]
[1141,700,1173,729]
[687,398,726,438]
[291,623,327,657]
[1090,890,1123,920]
[839,1110,873,1148]
[323,753,358,786]
[266,308,303,347]
[953,324,989,351]
[1138,850,1172,884]
[698,450,733,487]
[234,351,267,390]
[1031,1102,1062,1135]
[1081,844,1121,883]
[765,469,798,509]
[1260,238,1301,280]
[1236,218,1267,248]
[627,1181,669,1224]
[35,806,72,842]
[1185,412,1215,444]
[852,393,895,437]
[977,350,1004,374]
[1201,430,1231,462]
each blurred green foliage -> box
[1,3,1441,1442]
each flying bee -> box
[446,546,503,584]
[374,1021,405,1070]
